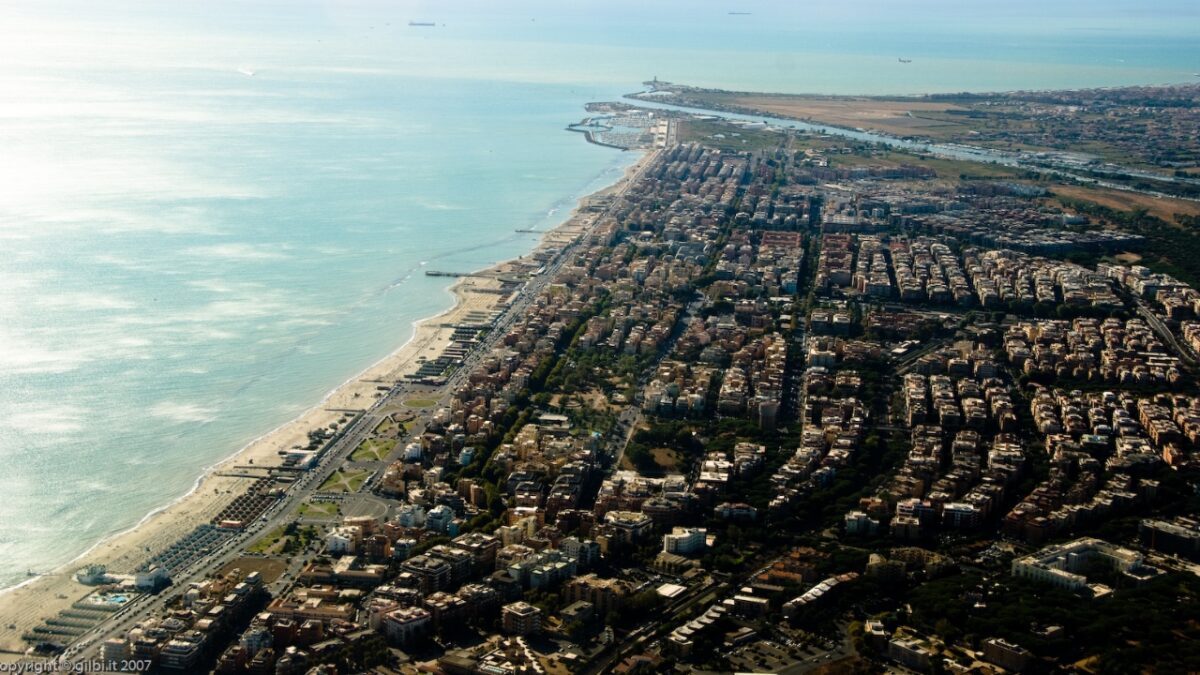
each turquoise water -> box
[1,0,1198,591]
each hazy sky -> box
[8,0,1200,35]
[1,0,1197,93]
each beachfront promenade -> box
[53,145,663,665]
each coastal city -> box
[6,80,1200,673]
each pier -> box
[424,270,489,278]
[215,471,268,480]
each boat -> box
[898,58,912,64]
[408,21,435,27]
[729,11,752,15]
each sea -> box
[1,0,1198,592]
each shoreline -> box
[0,146,650,654]
[0,306,438,599]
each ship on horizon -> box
[899,57,913,63]
[409,20,436,27]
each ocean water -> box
[1,0,1198,591]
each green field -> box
[350,437,396,461]
[403,398,437,408]
[824,147,1023,182]
[317,468,371,493]
[370,415,412,440]
[248,523,318,555]
[247,526,288,554]
[677,119,789,153]
[298,501,339,519]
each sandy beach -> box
[0,148,652,655]
[0,279,495,652]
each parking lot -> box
[727,625,852,673]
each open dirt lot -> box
[727,95,969,136]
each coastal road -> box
[69,377,418,661]
[438,143,662,399]
[67,145,665,662]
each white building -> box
[844,510,879,536]
[239,627,272,656]
[426,505,456,534]
[501,601,542,636]
[382,606,432,646]
[1011,537,1155,592]
[134,565,170,591]
[325,526,362,555]
[396,504,426,528]
[75,563,114,586]
[458,447,475,466]
[663,527,707,556]
[560,536,601,568]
